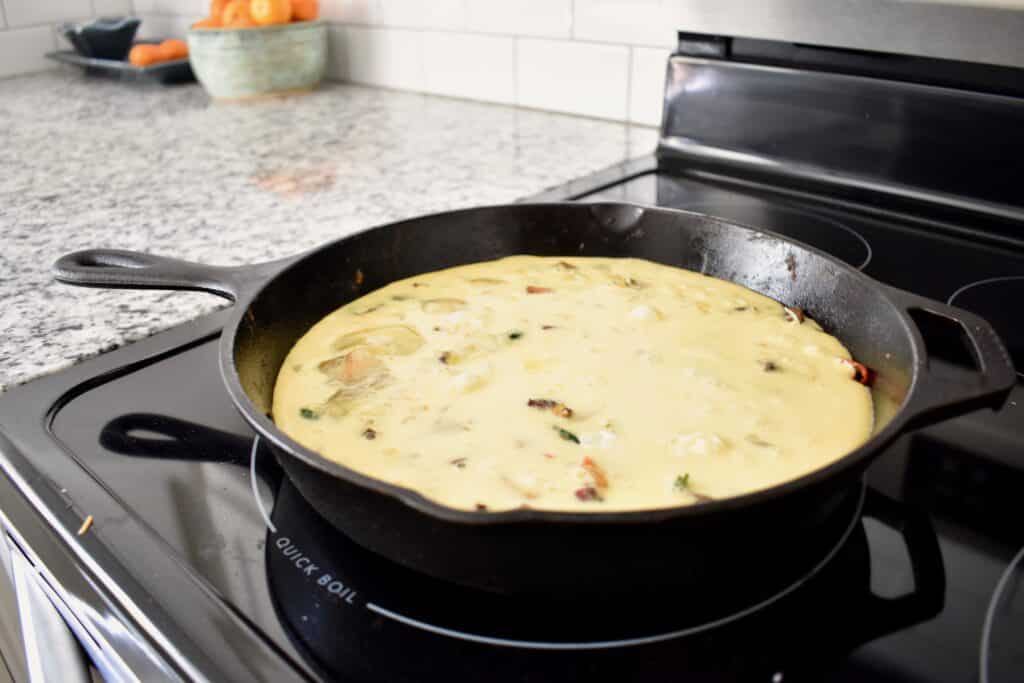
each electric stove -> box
[1,33,1023,683]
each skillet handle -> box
[887,286,1016,430]
[99,413,253,461]
[53,249,278,302]
[98,413,282,485]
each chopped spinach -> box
[554,426,580,444]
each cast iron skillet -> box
[54,203,1016,595]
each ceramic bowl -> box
[186,20,327,101]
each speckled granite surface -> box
[0,70,656,392]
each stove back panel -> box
[658,41,1024,219]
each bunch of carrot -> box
[193,0,319,29]
[128,39,188,67]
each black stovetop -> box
[1,159,1014,682]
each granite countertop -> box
[0,71,656,392]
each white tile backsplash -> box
[572,0,676,47]
[0,25,54,78]
[517,38,629,120]
[370,0,445,28]
[2,0,92,27]
[417,0,466,31]
[148,0,204,15]
[93,0,137,18]
[466,0,571,38]
[322,0,465,30]
[320,0,369,24]
[136,13,194,39]
[331,25,425,90]
[422,31,515,104]
[629,46,669,126]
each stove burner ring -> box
[363,485,867,651]
[250,435,277,533]
[980,542,1024,682]
[679,201,873,271]
[948,276,1024,378]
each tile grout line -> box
[512,34,519,108]
[323,20,673,51]
[624,45,634,124]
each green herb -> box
[508,330,524,340]
[554,426,580,444]
[300,407,319,420]
[392,295,411,301]
[674,473,690,491]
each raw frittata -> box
[272,256,873,512]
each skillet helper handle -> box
[99,413,252,461]
[98,413,282,485]
[887,286,1016,430]
[54,249,248,302]
[850,489,945,645]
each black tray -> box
[46,48,195,85]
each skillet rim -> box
[218,202,924,525]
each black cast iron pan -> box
[54,203,1016,595]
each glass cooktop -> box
[33,165,1024,682]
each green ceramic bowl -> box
[186,20,326,101]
